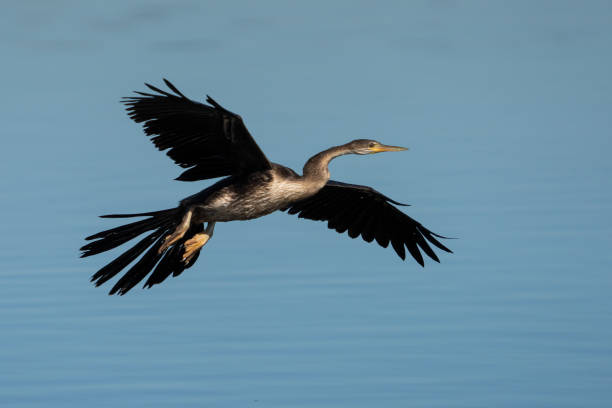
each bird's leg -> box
[158,208,193,254]
[182,222,216,264]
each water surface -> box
[1,1,611,407]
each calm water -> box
[1,1,611,407]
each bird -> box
[81,79,452,295]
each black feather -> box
[163,78,186,98]
[414,231,439,263]
[404,237,424,266]
[90,229,164,286]
[421,228,453,253]
[284,180,452,266]
[122,80,271,181]
[109,235,166,295]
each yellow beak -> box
[369,144,409,153]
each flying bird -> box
[81,79,452,295]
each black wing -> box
[283,180,452,266]
[122,79,272,181]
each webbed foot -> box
[181,222,215,264]
[158,208,193,254]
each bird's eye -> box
[368,142,375,148]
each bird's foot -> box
[158,231,185,254]
[158,208,194,254]
[181,233,211,264]
[181,222,215,264]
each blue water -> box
[1,1,611,407]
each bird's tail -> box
[81,208,204,295]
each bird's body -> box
[81,79,452,295]
[181,163,313,222]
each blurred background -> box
[1,1,611,407]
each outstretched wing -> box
[122,79,272,181]
[283,180,452,265]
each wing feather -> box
[122,79,272,181]
[283,180,452,266]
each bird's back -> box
[180,164,318,222]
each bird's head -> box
[346,139,408,155]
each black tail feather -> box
[144,245,181,288]
[90,228,165,287]
[81,217,175,258]
[84,207,206,295]
[85,209,178,241]
[99,209,177,218]
[143,223,203,289]
[109,234,167,295]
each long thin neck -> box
[302,144,351,184]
